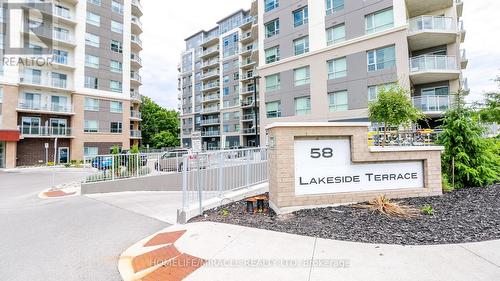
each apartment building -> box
[0,0,143,168]
[178,1,259,150]
[257,0,468,143]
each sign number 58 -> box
[310,148,334,159]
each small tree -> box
[478,76,500,124]
[368,85,424,146]
[438,91,500,189]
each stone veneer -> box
[266,122,444,213]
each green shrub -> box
[438,93,500,189]
[64,163,71,168]
[441,173,454,193]
[421,205,434,216]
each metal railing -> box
[412,95,454,112]
[408,16,456,33]
[202,130,220,137]
[21,126,73,137]
[180,148,268,216]
[201,118,220,125]
[410,55,457,72]
[131,35,142,47]
[130,130,142,138]
[368,129,442,147]
[130,110,142,119]
[17,100,73,113]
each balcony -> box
[201,34,219,47]
[241,71,256,81]
[241,59,256,69]
[240,31,254,44]
[200,46,220,59]
[460,49,468,69]
[131,91,142,103]
[240,16,254,29]
[130,110,142,120]
[201,81,220,92]
[131,0,143,17]
[20,126,73,138]
[459,20,466,43]
[201,59,219,70]
[240,45,254,56]
[201,106,220,114]
[461,78,470,94]
[412,95,454,116]
[201,69,220,81]
[241,98,255,107]
[409,55,460,84]
[405,0,453,17]
[131,53,142,68]
[20,73,70,90]
[131,72,142,84]
[53,31,76,47]
[131,16,143,34]
[242,127,257,134]
[242,114,257,121]
[17,100,74,115]
[202,130,220,137]
[202,94,220,103]
[408,16,457,50]
[130,130,142,139]
[201,118,220,126]
[131,35,143,50]
[456,0,464,17]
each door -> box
[0,142,5,168]
[58,147,69,164]
[50,118,67,136]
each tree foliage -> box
[438,92,500,189]
[478,76,500,124]
[368,85,424,146]
[140,96,180,148]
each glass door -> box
[21,117,41,135]
[51,96,68,112]
[50,118,67,136]
[0,142,5,169]
[58,147,69,164]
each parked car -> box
[91,156,113,170]
[120,150,147,166]
[154,149,190,172]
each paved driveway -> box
[0,168,168,281]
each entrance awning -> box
[0,130,20,142]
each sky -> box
[140,0,500,109]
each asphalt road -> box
[0,168,168,281]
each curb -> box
[119,225,206,281]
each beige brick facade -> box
[267,122,443,213]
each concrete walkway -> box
[121,222,500,281]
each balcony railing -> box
[20,74,68,89]
[131,91,142,101]
[53,6,72,20]
[201,118,220,125]
[242,128,256,134]
[130,130,142,138]
[131,72,142,82]
[201,106,220,113]
[201,70,220,79]
[410,55,457,73]
[202,46,219,56]
[408,16,456,33]
[202,59,219,67]
[18,100,73,113]
[202,130,220,137]
[202,94,219,102]
[267,111,281,118]
[242,114,256,121]
[20,126,73,137]
[130,110,142,119]
[131,35,143,47]
[412,95,454,113]
[131,53,142,65]
[202,82,220,91]
[131,16,143,30]
[53,31,73,43]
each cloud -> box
[139,0,500,108]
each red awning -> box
[0,130,20,142]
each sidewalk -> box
[120,222,500,281]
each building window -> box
[87,0,101,6]
[326,0,344,15]
[21,116,41,135]
[110,80,122,93]
[110,60,122,73]
[295,97,311,116]
[110,101,123,113]
[85,54,99,68]
[111,1,124,15]
[264,0,279,12]
[326,24,345,45]
[84,147,99,157]
[368,83,397,101]
[54,5,70,19]
[265,74,280,91]
[110,40,123,53]
[265,19,280,38]
[293,6,308,27]
[327,57,347,79]
[53,49,68,65]
[329,90,348,112]
[266,101,281,118]
[85,33,99,47]
[365,8,394,34]
[293,36,309,55]
[265,46,280,64]
[52,72,67,88]
[111,20,123,34]
[110,122,122,133]
[84,120,99,133]
[84,97,99,111]
[86,12,100,26]
[294,66,310,86]
[85,76,99,89]
[367,45,396,71]
[421,86,449,96]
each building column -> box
[5,142,17,169]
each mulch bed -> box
[189,184,500,245]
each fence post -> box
[196,153,202,215]
[246,149,251,188]
[182,155,188,211]
[218,152,224,196]
[111,156,115,181]
[136,153,140,177]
